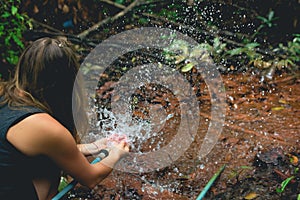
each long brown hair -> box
[0,37,87,141]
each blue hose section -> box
[52,157,101,200]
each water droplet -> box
[199,164,205,169]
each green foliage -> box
[163,39,215,72]
[163,37,228,72]
[227,42,260,60]
[162,33,299,73]
[273,34,300,67]
[276,176,294,193]
[58,177,68,192]
[257,10,277,28]
[138,17,150,25]
[0,0,31,65]
[253,10,278,38]
[158,8,178,21]
[157,3,183,22]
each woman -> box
[0,37,129,200]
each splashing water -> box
[84,104,174,156]
[98,107,153,151]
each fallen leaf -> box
[278,99,287,104]
[287,153,299,165]
[244,192,258,199]
[271,106,285,111]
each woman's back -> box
[0,102,60,200]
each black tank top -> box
[0,101,59,200]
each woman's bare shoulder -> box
[24,113,66,130]
[7,113,72,156]
[16,113,70,138]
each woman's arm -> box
[7,113,129,189]
[77,138,108,156]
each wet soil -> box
[66,71,300,200]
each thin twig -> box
[30,18,65,34]
[100,0,170,11]
[269,74,299,85]
[77,0,141,39]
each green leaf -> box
[257,16,268,23]
[58,177,68,192]
[213,37,221,48]
[268,11,274,21]
[293,37,300,43]
[240,166,253,170]
[17,14,24,21]
[6,51,19,65]
[11,6,18,15]
[198,43,213,51]
[181,62,195,72]
[276,176,294,193]
[286,59,295,65]
[12,34,24,48]
[228,48,243,56]
[2,11,10,18]
[245,43,260,49]
[4,35,11,46]
[27,19,33,30]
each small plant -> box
[0,0,31,66]
[157,3,183,22]
[163,39,214,72]
[257,10,277,28]
[227,42,260,61]
[162,37,227,72]
[276,176,294,193]
[253,10,278,38]
[158,8,178,21]
[273,34,300,70]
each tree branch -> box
[77,0,141,39]
[30,18,65,34]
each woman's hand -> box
[100,134,130,168]
[108,134,130,158]
[78,138,108,156]
[78,134,129,156]
[93,138,108,151]
[107,134,128,144]
[109,140,130,158]
[78,133,129,162]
